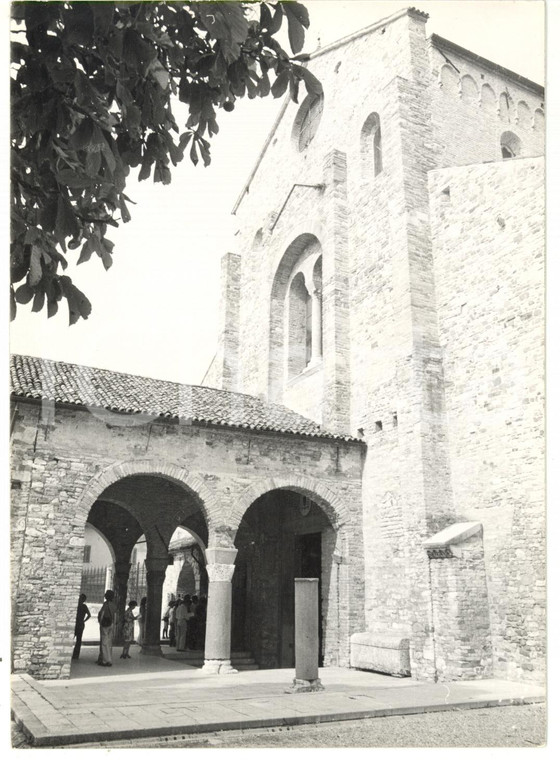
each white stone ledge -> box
[424,521,482,549]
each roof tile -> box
[10,354,361,442]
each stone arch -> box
[75,459,219,529]
[440,64,459,93]
[229,475,351,536]
[500,130,522,159]
[480,83,496,112]
[460,74,478,103]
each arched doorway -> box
[233,488,337,668]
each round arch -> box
[74,459,220,529]
[268,233,323,401]
[228,475,351,536]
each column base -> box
[286,678,325,693]
[202,659,238,675]
[140,644,163,656]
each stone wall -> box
[10,398,364,678]
[429,157,545,681]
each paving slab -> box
[10,645,545,747]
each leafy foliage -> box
[11,1,322,323]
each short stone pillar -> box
[289,578,324,692]
[202,547,238,675]
[142,557,167,656]
[113,560,131,646]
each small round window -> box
[293,94,324,152]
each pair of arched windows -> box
[287,254,323,378]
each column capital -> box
[207,563,235,583]
[206,547,237,566]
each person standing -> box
[72,593,91,660]
[168,600,178,647]
[120,600,137,659]
[175,599,189,651]
[97,590,117,667]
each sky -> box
[8,0,547,385]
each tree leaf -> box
[32,289,45,313]
[271,69,290,98]
[285,8,305,54]
[28,246,43,287]
[295,64,323,96]
[149,58,169,90]
[284,2,310,28]
[15,283,34,305]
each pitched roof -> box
[10,354,361,442]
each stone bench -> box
[350,633,411,677]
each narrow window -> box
[83,545,91,564]
[360,112,383,178]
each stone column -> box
[113,560,131,646]
[202,547,238,675]
[142,557,168,656]
[310,288,322,364]
[289,578,324,692]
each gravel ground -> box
[11,703,546,749]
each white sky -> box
[9,1,547,385]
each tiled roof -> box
[10,354,361,442]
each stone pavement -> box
[11,645,546,747]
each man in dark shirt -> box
[72,593,91,660]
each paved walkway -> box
[11,645,546,747]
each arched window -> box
[293,94,324,152]
[269,235,323,400]
[361,112,383,177]
[500,131,521,159]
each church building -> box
[11,7,544,683]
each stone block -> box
[350,632,411,676]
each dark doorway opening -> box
[233,490,334,669]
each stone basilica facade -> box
[11,7,544,682]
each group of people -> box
[162,595,207,651]
[72,591,206,666]
[72,591,147,667]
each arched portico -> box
[74,461,213,663]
